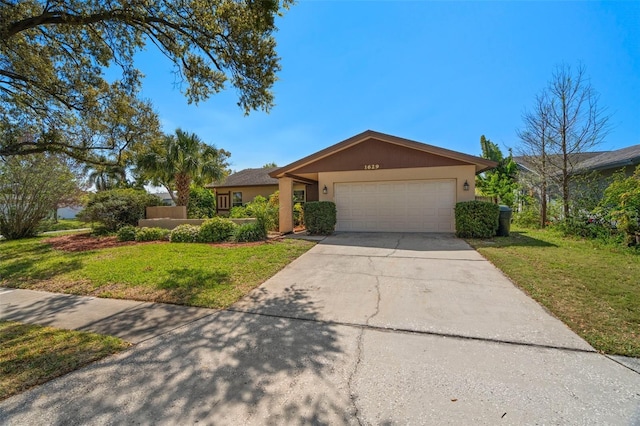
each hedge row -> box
[116,218,266,244]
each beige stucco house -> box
[208,167,307,215]
[269,130,497,233]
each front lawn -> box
[0,235,315,308]
[467,227,640,357]
[37,218,87,233]
[0,321,129,400]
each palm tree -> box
[84,156,127,191]
[137,129,230,207]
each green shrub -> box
[234,222,267,242]
[305,201,336,235]
[170,224,200,243]
[116,225,138,242]
[454,201,499,238]
[135,227,170,242]
[596,166,640,246]
[293,202,304,227]
[188,186,216,219]
[230,206,250,218]
[78,189,162,233]
[513,206,541,229]
[246,195,278,233]
[198,217,237,243]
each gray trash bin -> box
[497,205,512,237]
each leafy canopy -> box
[0,153,79,239]
[0,0,292,161]
[475,135,518,207]
[136,128,230,207]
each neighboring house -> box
[150,191,176,206]
[269,130,496,233]
[572,144,640,178]
[514,144,640,204]
[207,168,307,215]
[515,144,640,180]
[57,206,83,219]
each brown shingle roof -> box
[514,144,640,174]
[575,144,640,171]
[210,167,279,188]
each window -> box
[293,190,305,204]
[232,192,243,207]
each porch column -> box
[278,177,294,233]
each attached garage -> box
[269,130,496,234]
[335,180,456,232]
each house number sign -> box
[364,164,380,170]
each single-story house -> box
[514,144,640,206]
[269,130,497,233]
[515,143,640,179]
[572,144,640,177]
[207,167,307,215]
[150,191,176,206]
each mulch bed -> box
[43,234,139,252]
[44,233,275,253]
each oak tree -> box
[0,0,292,161]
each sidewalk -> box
[0,287,215,343]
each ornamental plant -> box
[454,201,500,238]
[304,201,336,235]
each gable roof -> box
[270,130,497,178]
[514,144,640,174]
[574,144,640,172]
[210,167,279,188]
[513,152,606,173]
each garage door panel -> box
[335,179,456,233]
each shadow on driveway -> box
[0,287,359,425]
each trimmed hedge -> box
[135,227,170,242]
[170,224,200,243]
[305,201,336,235]
[454,201,499,238]
[198,217,237,243]
[116,225,138,242]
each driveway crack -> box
[386,234,404,257]
[347,327,365,426]
[346,258,383,424]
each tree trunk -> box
[540,181,547,228]
[175,173,191,207]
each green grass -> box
[0,321,129,400]
[466,226,640,357]
[37,219,87,233]
[0,237,315,308]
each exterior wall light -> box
[322,185,328,194]
[463,180,470,191]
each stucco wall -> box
[146,206,187,219]
[317,165,477,204]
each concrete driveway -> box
[1,233,639,424]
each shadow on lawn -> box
[0,258,84,284]
[0,287,365,424]
[472,232,558,248]
[154,267,232,303]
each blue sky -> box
[136,1,640,172]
